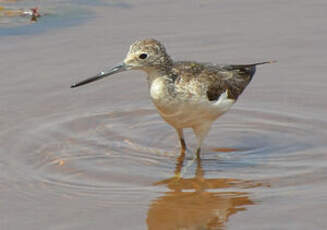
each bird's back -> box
[171,61,261,102]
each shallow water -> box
[1,0,327,229]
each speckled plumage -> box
[71,39,274,157]
[172,61,256,100]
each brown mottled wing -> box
[215,64,256,100]
[172,62,257,101]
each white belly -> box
[150,80,235,128]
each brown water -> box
[1,0,327,229]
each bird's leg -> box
[196,147,201,158]
[176,128,186,155]
[192,122,212,158]
[174,150,186,178]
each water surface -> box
[1,0,327,229]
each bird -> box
[0,7,41,22]
[71,39,274,158]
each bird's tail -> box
[251,60,277,66]
[231,60,277,68]
[226,60,276,82]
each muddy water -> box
[1,0,327,229]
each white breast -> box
[150,78,166,100]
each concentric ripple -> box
[5,107,327,204]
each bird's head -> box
[71,39,172,88]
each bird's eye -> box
[139,53,148,59]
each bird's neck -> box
[144,65,173,86]
[144,55,173,80]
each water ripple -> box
[3,108,327,204]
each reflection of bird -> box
[147,153,263,230]
[71,39,274,157]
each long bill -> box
[70,63,126,88]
